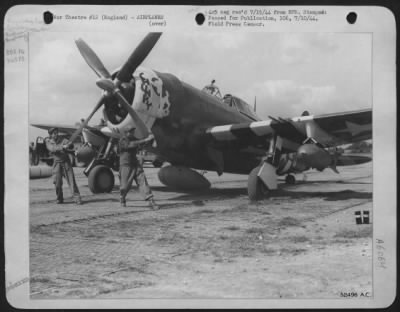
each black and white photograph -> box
[4,5,396,309]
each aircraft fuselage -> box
[103,68,262,175]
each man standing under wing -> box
[46,127,82,205]
[119,126,159,210]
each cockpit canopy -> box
[222,94,260,121]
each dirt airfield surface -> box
[30,161,373,299]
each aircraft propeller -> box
[75,38,112,79]
[69,32,162,142]
[116,32,162,83]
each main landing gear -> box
[247,135,282,201]
[248,166,270,200]
[84,138,117,194]
[88,165,114,193]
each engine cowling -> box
[103,67,172,139]
[158,166,211,191]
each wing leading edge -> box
[31,123,102,136]
[205,109,372,152]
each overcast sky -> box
[28,31,371,140]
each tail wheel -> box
[88,165,114,193]
[248,166,270,201]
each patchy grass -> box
[260,247,276,255]
[334,226,372,239]
[224,225,240,231]
[289,235,310,243]
[278,217,302,227]
[65,289,87,297]
[193,209,214,214]
[97,287,113,295]
[279,247,308,256]
[245,227,265,234]
[156,232,186,245]
[218,234,229,240]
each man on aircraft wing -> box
[202,79,222,98]
[118,126,159,210]
[46,127,82,205]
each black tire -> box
[248,166,269,201]
[285,174,296,185]
[153,159,164,168]
[88,165,115,193]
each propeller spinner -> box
[69,32,162,142]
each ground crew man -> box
[119,126,159,210]
[46,127,82,205]
[29,142,35,165]
[202,79,222,98]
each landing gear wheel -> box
[153,159,163,168]
[248,166,270,201]
[88,165,115,193]
[285,174,296,185]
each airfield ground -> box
[30,161,372,299]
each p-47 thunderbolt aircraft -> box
[31,32,372,200]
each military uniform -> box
[118,133,158,209]
[46,134,82,204]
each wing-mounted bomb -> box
[297,143,335,171]
[276,142,338,176]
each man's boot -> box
[75,197,83,205]
[120,197,126,207]
[148,198,159,210]
[56,190,63,204]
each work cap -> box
[48,127,58,135]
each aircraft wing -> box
[205,109,372,152]
[31,123,101,136]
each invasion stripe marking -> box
[208,125,236,141]
[249,120,274,136]
[230,123,257,140]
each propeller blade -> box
[116,32,162,83]
[75,38,111,79]
[114,91,150,138]
[68,95,105,143]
